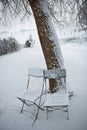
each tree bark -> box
[29,0,64,92]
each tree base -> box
[49,79,59,93]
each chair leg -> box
[66,107,69,120]
[21,102,25,113]
[46,107,49,119]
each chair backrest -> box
[43,69,66,79]
[43,69,67,92]
[27,68,44,90]
[28,68,44,78]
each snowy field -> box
[0,27,87,130]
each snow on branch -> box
[0,0,87,29]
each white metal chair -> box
[17,68,46,113]
[43,69,69,120]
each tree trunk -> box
[29,0,64,92]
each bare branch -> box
[0,0,87,29]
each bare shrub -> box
[0,37,20,56]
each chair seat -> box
[17,89,42,104]
[43,93,69,107]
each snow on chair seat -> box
[17,89,44,111]
[43,93,69,120]
[17,89,42,105]
[44,93,69,107]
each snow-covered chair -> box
[17,68,46,113]
[43,69,69,120]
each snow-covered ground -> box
[0,24,87,130]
